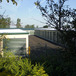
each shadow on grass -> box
[29,45,76,76]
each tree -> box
[25,24,35,28]
[36,26,38,28]
[16,18,21,28]
[72,19,76,31]
[43,25,48,28]
[6,17,11,28]
[35,0,76,52]
[35,0,76,29]
[0,15,11,28]
[0,0,17,5]
[30,24,34,28]
[25,24,30,28]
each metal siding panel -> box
[3,38,26,55]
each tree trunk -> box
[59,0,62,29]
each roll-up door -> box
[3,38,26,56]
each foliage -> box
[35,0,76,29]
[35,0,76,52]
[25,24,35,28]
[30,48,76,76]
[72,18,76,30]
[60,30,76,52]
[0,0,17,5]
[60,18,76,52]
[36,26,38,28]
[44,53,76,76]
[0,52,48,76]
[43,25,48,28]
[16,18,21,28]
[0,15,11,28]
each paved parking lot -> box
[29,35,62,61]
[29,35,61,50]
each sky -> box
[0,0,76,28]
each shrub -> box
[0,52,48,76]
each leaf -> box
[7,0,9,2]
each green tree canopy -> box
[0,15,11,28]
[16,18,21,28]
[43,25,48,28]
[25,24,35,28]
[36,26,38,28]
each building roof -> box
[0,28,34,30]
[0,28,29,34]
[35,27,56,31]
[22,28,34,30]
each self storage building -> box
[34,28,61,44]
[0,28,29,56]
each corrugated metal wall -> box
[3,38,26,56]
[34,30,62,44]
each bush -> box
[43,51,76,76]
[30,49,76,76]
[0,52,48,76]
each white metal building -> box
[34,28,61,44]
[0,28,29,56]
